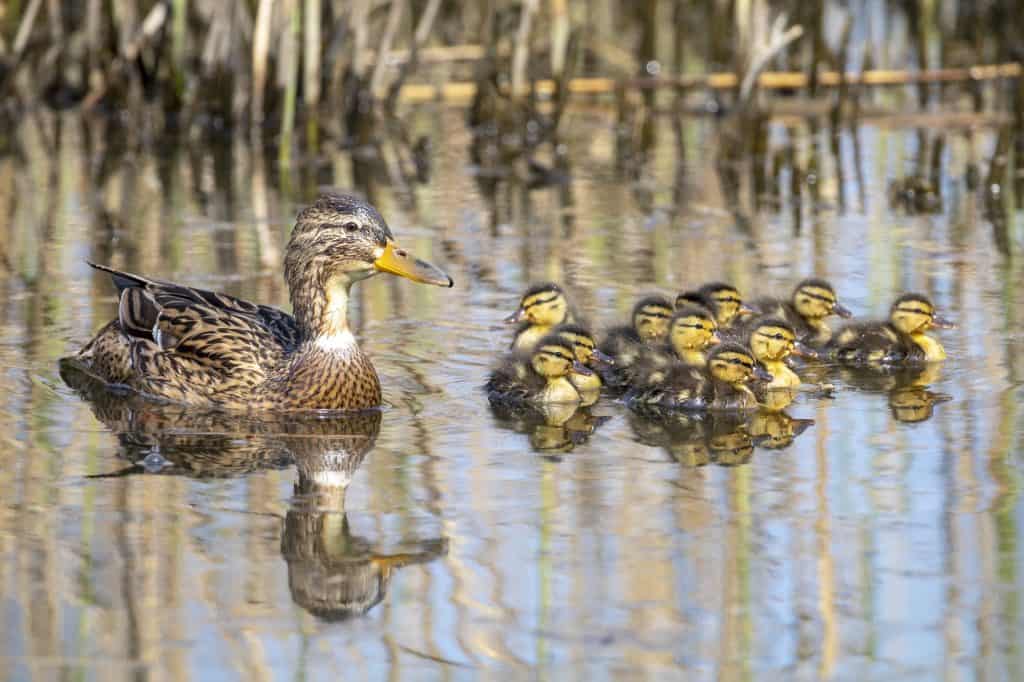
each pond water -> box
[0,105,1022,680]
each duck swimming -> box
[746,317,815,389]
[627,305,721,389]
[62,194,453,411]
[748,278,852,346]
[485,334,592,406]
[599,294,674,388]
[829,292,954,364]
[505,282,576,352]
[675,282,756,332]
[551,323,613,394]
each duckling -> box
[598,294,674,388]
[62,194,453,411]
[675,282,756,331]
[628,342,772,412]
[748,278,852,347]
[628,305,721,388]
[551,323,613,395]
[505,282,576,352]
[829,293,954,365]
[746,318,816,389]
[485,334,592,406]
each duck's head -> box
[683,282,756,327]
[790,278,851,321]
[889,293,955,335]
[285,194,452,291]
[531,335,592,379]
[668,305,721,354]
[708,343,773,385]
[748,318,817,363]
[504,283,570,326]
[632,295,674,342]
[553,324,613,366]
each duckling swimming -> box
[628,342,772,412]
[829,292,954,365]
[599,294,674,388]
[628,305,721,389]
[485,334,592,406]
[749,278,852,346]
[675,282,756,331]
[746,318,816,389]
[505,283,576,352]
[551,323,613,395]
[62,194,453,411]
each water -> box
[1,106,1022,680]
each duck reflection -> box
[629,408,815,465]
[838,363,952,423]
[62,364,448,620]
[489,401,610,454]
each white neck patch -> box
[315,329,357,353]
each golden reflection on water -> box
[0,106,1022,679]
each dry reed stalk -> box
[370,0,404,97]
[252,0,275,129]
[303,0,321,109]
[512,0,539,97]
[12,0,44,59]
[171,0,188,93]
[279,0,300,167]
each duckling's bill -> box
[373,241,454,287]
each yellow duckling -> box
[628,342,772,411]
[598,294,674,388]
[627,305,721,389]
[62,194,453,411]
[505,283,576,352]
[551,323,614,395]
[485,334,593,406]
[750,278,852,346]
[675,282,757,331]
[746,318,816,389]
[830,292,954,364]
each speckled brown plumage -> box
[63,193,452,411]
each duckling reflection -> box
[747,410,815,449]
[283,415,448,622]
[489,401,610,453]
[838,363,952,423]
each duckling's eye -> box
[343,221,359,232]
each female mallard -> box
[63,194,453,411]
[505,282,576,352]
[485,334,593,406]
[829,293,954,365]
[747,278,852,346]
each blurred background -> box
[1,1,1023,679]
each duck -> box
[551,323,613,394]
[505,282,576,352]
[61,194,453,411]
[627,342,772,412]
[485,334,593,406]
[829,292,954,365]
[746,317,816,389]
[598,294,674,388]
[747,278,852,346]
[675,282,757,331]
[627,305,721,388]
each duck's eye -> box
[344,221,359,232]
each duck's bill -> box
[739,303,760,316]
[931,314,956,329]
[374,241,454,287]
[753,365,774,382]
[708,331,723,345]
[590,348,615,365]
[503,308,525,324]
[792,340,819,359]
[571,361,594,376]
[832,301,853,318]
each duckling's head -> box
[790,278,852,321]
[284,195,452,335]
[553,324,613,366]
[505,283,570,327]
[889,293,955,335]
[748,318,816,363]
[531,335,592,379]
[707,343,773,385]
[632,295,674,342]
[696,282,755,327]
[668,305,721,354]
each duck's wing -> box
[484,354,542,407]
[830,321,908,365]
[90,262,297,380]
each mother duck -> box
[63,194,453,410]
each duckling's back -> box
[830,321,920,365]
